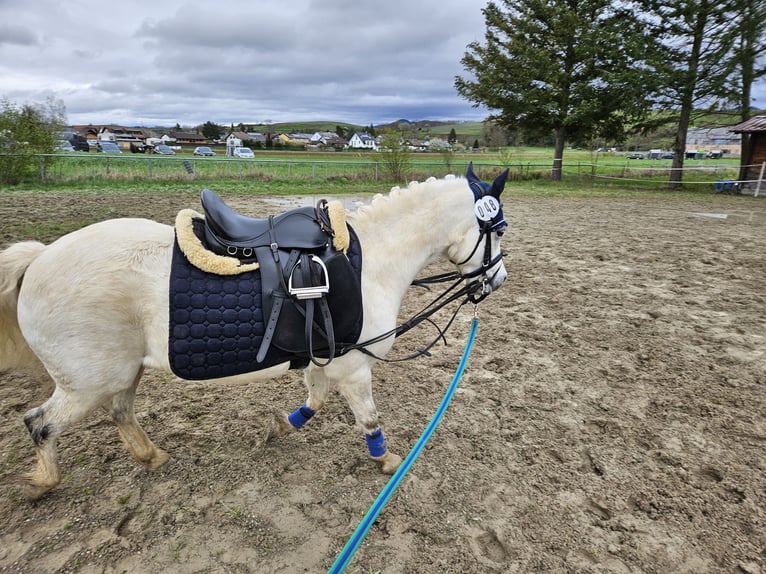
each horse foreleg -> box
[336,368,403,475]
[110,368,169,471]
[270,365,331,437]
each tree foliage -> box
[200,121,223,140]
[0,96,66,185]
[635,0,739,185]
[456,0,654,180]
[377,130,411,183]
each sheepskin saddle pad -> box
[168,191,363,380]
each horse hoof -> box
[22,479,55,501]
[268,411,295,440]
[371,451,403,475]
[142,449,170,471]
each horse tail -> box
[0,241,47,371]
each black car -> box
[69,135,90,152]
[193,146,216,156]
[626,152,644,159]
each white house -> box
[347,132,378,151]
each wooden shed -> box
[729,115,766,195]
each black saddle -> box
[201,188,333,258]
[199,188,362,366]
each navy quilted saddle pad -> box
[168,218,362,380]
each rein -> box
[327,315,480,574]
[340,223,502,363]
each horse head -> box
[452,162,509,300]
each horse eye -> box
[496,230,505,237]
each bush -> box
[0,97,66,184]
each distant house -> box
[686,126,741,157]
[729,116,766,195]
[171,131,206,145]
[247,133,267,145]
[71,124,149,149]
[287,133,314,147]
[223,131,250,144]
[347,132,378,151]
[310,131,347,149]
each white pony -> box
[0,165,509,499]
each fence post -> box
[756,161,765,198]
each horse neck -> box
[350,180,472,298]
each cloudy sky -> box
[2,1,764,130]
[0,0,493,128]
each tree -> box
[0,96,66,185]
[727,0,766,180]
[377,130,411,182]
[200,121,223,141]
[729,0,766,120]
[456,0,653,180]
[481,121,509,149]
[448,128,457,145]
[639,0,738,187]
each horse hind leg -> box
[22,386,105,500]
[110,367,169,471]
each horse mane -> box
[349,174,462,225]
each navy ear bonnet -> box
[466,162,509,234]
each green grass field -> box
[6,143,746,200]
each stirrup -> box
[288,255,330,300]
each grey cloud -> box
[0,24,37,46]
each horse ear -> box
[490,168,509,197]
[466,161,479,184]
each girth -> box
[198,188,361,367]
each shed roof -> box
[729,115,766,133]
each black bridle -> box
[341,214,506,363]
[339,163,509,363]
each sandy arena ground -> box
[0,187,764,573]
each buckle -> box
[288,255,330,299]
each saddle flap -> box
[271,244,363,356]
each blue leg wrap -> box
[365,429,387,458]
[287,404,316,429]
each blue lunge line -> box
[328,318,480,574]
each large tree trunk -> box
[551,127,566,181]
[669,106,691,188]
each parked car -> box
[661,153,674,159]
[69,135,90,152]
[232,146,254,158]
[153,144,176,155]
[56,140,75,152]
[626,152,644,159]
[97,141,122,154]
[193,146,216,156]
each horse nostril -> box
[492,267,508,288]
